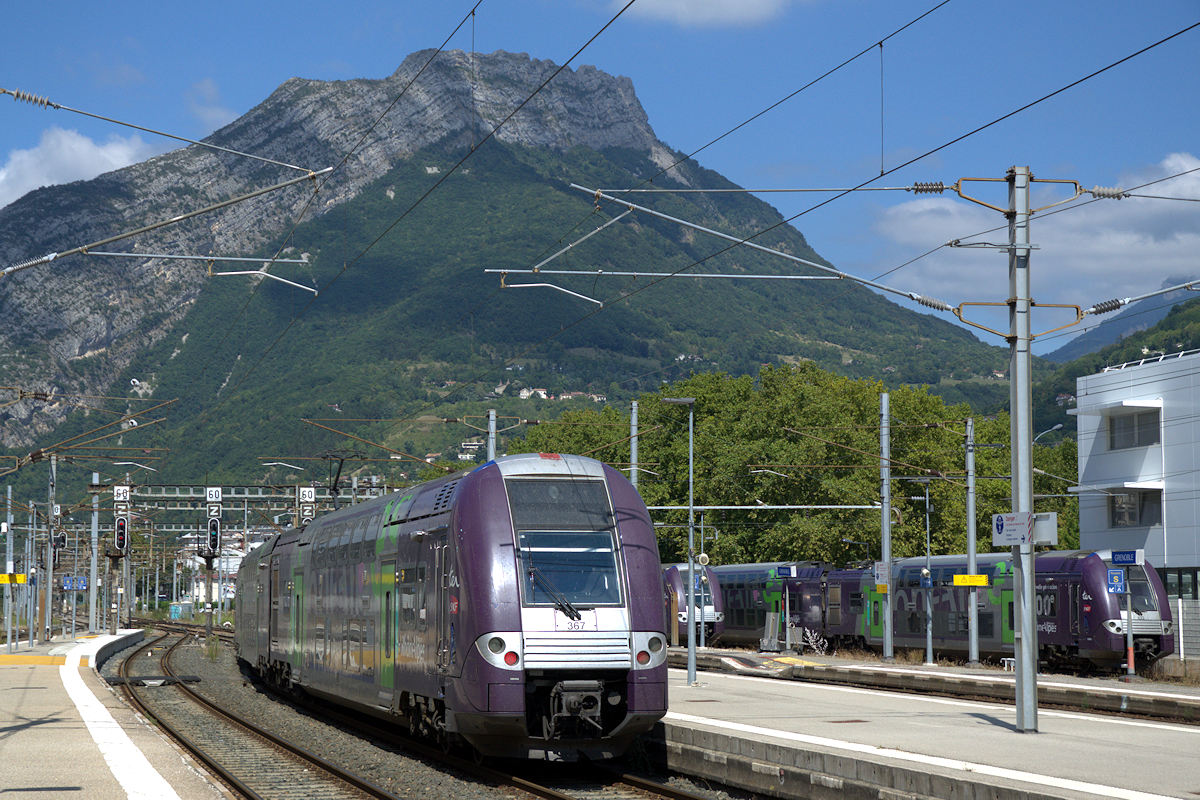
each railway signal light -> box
[114,516,128,551]
[207,517,220,553]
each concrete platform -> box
[0,631,227,800]
[655,648,1200,799]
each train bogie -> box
[235,452,667,761]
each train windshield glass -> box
[518,530,622,607]
[1127,566,1159,613]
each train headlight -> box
[476,632,523,670]
[631,631,668,669]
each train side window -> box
[1007,601,1014,631]
[979,612,994,638]
[848,592,864,614]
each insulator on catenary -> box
[6,88,56,108]
[1090,298,1125,314]
[1090,185,1125,199]
[910,293,951,311]
[911,181,945,194]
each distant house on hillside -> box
[519,388,549,400]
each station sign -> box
[991,511,1058,546]
[953,574,989,587]
[1111,549,1144,566]
[1106,568,1126,594]
[992,512,1032,546]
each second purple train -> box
[665,551,1175,670]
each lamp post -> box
[662,397,697,685]
[1033,423,1063,444]
[906,477,935,666]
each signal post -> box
[109,485,130,635]
[204,487,221,636]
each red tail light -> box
[636,650,650,665]
[504,651,519,666]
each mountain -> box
[1042,277,1198,362]
[0,49,1022,488]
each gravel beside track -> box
[103,632,753,800]
[165,635,511,800]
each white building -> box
[1071,349,1200,602]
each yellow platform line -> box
[0,654,90,666]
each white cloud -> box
[621,0,796,27]
[187,78,236,133]
[0,126,157,209]
[871,153,1200,321]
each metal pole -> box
[71,525,77,639]
[26,505,34,648]
[629,401,639,490]
[43,456,56,643]
[966,419,979,664]
[924,482,934,666]
[1125,584,1136,676]
[89,475,98,632]
[1008,165,1038,732]
[880,393,893,661]
[487,408,497,462]
[686,403,695,684]
[5,486,12,653]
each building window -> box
[1108,409,1160,450]
[1108,489,1161,527]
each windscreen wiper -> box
[527,565,582,621]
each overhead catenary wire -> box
[0,87,316,174]
[0,169,331,279]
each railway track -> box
[117,632,398,800]
[121,625,732,800]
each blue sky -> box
[2,0,1197,355]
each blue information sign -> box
[62,575,72,590]
[1112,551,1136,565]
[60,576,87,591]
[1107,568,1126,594]
[75,576,87,591]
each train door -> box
[434,531,454,675]
[380,560,396,695]
[867,585,885,640]
[1001,589,1015,645]
[1070,585,1081,636]
[292,568,304,679]
[269,557,281,659]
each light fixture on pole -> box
[1033,423,1064,444]
[662,397,697,685]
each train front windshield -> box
[1126,566,1159,614]
[519,530,622,606]
[507,478,622,608]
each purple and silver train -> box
[710,551,1175,670]
[234,452,667,760]
[661,563,724,644]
